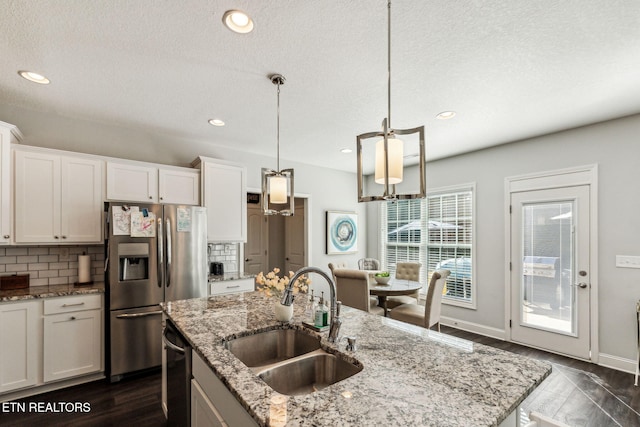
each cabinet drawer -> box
[44,294,102,315]
[210,278,254,296]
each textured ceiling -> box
[1,0,639,172]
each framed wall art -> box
[326,211,358,254]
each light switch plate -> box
[615,255,640,269]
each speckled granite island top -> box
[161,292,551,427]
[0,282,105,302]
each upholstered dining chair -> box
[389,269,450,331]
[386,261,421,308]
[358,258,380,271]
[333,269,384,315]
[328,262,348,284]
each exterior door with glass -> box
[510,185,591,360]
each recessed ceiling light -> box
[436,111,456,120]
[18,70,50,85]
[222,10,254,34]
[208,119,225,127]
[340,148,353,154]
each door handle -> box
[245,258,250,262]
[574,283,588,289]
[158,218,163,288]
[166,218,172,288]
[162,328,185,354]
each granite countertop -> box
[161,292,551,427]
[208,272,256,283]
[0,282,105,302]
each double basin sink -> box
[224,328,362,396]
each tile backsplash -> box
[207,243,239,273]
[0,245,104,286]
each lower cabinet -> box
[0,300,40,393]
[191,352,257,427]
[0,294,103,396]
[209,278,255,296]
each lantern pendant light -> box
[262,74,295,216]
[356,0,426,202]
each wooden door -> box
[244,203,268,275]
[284,199,305,274]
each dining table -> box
[369,278,422,316]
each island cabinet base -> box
[192,352,258,427]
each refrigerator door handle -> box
[166,218,172,288]
[116,311,163,318]
[158,218,164,288]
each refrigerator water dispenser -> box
[118,243,150,281]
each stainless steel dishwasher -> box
[163,320,192,427]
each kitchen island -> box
[161,291,551,427]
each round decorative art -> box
[330,215,357,252]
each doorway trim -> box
[242,188,312,273]
[504,164,598,362]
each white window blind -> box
[380,186,474,305]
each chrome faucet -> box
[281,266,342,343]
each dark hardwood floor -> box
[2,327,640,426]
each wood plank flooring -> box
[2,327,639,426]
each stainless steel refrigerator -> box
[105,203,207,382]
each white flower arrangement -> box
[255,268,311,299]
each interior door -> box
[244,203,268,275]
[285,200,305,274]
[510,185,591,359]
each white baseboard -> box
[440,316,507,341]
[441,316,637,376]
[598,353,636,375]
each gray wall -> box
[368,113,640,363]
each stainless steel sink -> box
[258,350,363,396]
[224,328,321,367]
[224,328,362,395]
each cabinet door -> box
[14,150,61,242]
[0,301,39,393]
[43,309,102,382]
[61,156,103,242]
[203,162,246,242]
[159,168,200,205]
[0,128,10,244]
[106,162,158,203]
[191,380,226,427]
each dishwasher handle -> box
[163,327,185,354]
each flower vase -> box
[274,302,294,322]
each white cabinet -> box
[14,149,103,243]
[194,157,246,242]
[43,294,102,382]
[192,352,257,427]
[106,162,158,203]
[158,168,199,205]
[107,161,199,205]
[0,121,22,244]
[210,278,255,296]
[0,300,40,393]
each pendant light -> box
[262,74,295,216]
[356,0,426,202]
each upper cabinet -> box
[0,122,22,245]
[106,161,199,205]
[193,157,246,242]
[14,148,103,243]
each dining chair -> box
[389,269,450,331]
[386,261,421,308]
[328,262,348,284]
[333,269,384,315]
[358,258,380,271]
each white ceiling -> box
[1,1,639,173]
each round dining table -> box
[369,278,422,317]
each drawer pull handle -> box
[116,311,163,319]
[226,285,241,289]
[62,302,85,307]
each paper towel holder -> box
[75,252,94,287]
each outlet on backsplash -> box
[207,243,239,273]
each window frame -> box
[379,182,476,309]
